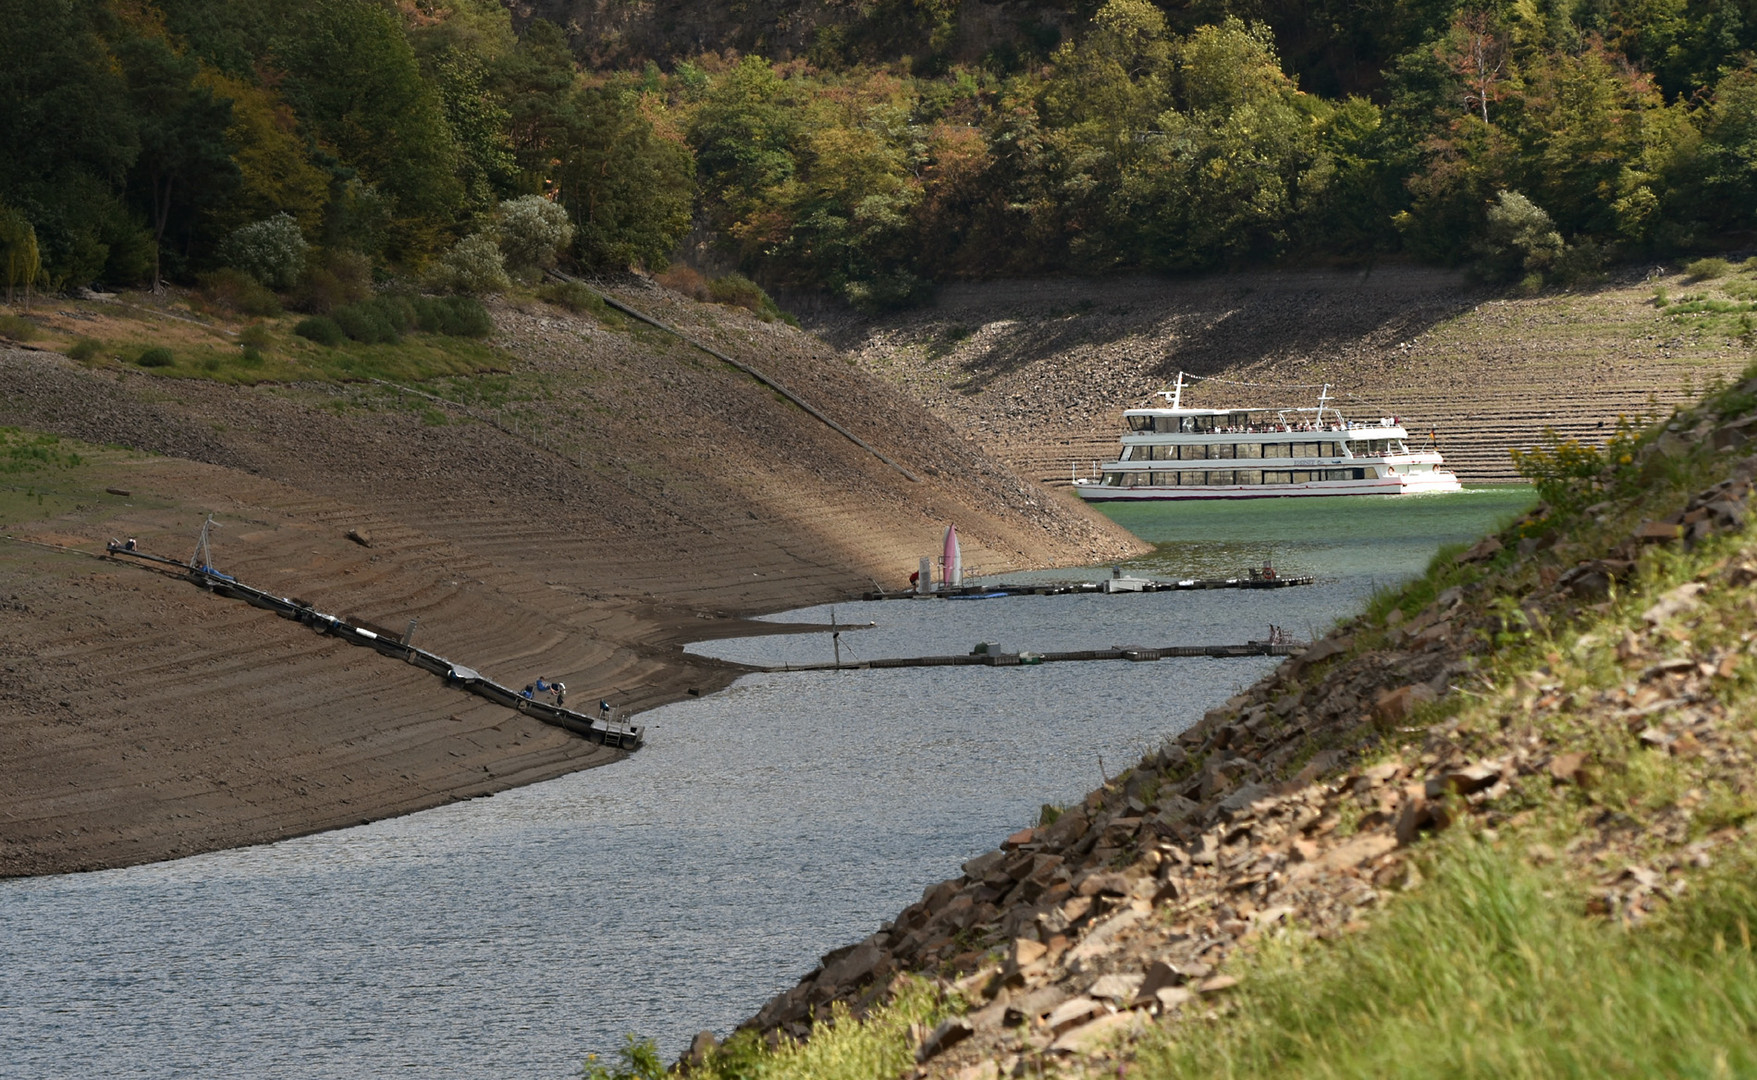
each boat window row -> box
[1128,413,1250,433]
[1126,441,1346,461]
[1104,468,1371,486]
[1125,414,1361,435]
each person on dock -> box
[552,681,567,707]
[521,684,535,699]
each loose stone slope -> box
[720,366,1757,1078]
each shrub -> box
[844,270,934,313]
[0,314,38,341]
[1474,191,1565,284]
[426,233,510,295]
[410,295,493,337]
[66,337,100,360]
[198,268,282,317]
[449,298,493,337]
[314,294,493,340]
[294,316,344,346]
[497,195,574,272]
[219,214,307,290]
[1686,257,1732,280]
[289,249,372,314]
[136,346,174,367]
[536,281,625,328]
[239,346,265,368]
[707,272,788,321]
[1510,416,1645,512]
[331,301,400,344]
[237,323,272,349]
[655,264,710,300]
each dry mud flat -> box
[813,266,1752,485]
[0,284,1141,877]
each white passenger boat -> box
[1074,373,1461,501]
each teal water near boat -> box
[1104,486,1537,585]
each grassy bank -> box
[1138,835,1757,1078]
[0,291,514,387]
[685,363,1757,1078]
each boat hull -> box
[1075,471,1462,501]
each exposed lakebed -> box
[0,490,1530,1078]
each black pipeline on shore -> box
[98,539,644,750]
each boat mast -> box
[1168,371,1185,410]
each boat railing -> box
[1128,420,1398,437]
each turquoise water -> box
[1104,487,1536,584]
[0,488,1533,1078]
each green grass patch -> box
[0,428,83,475]
[1665,298,1754,316]
[1133,836,1757,1080]
[536,280,629,331]
[1686,256,1732,280]
[0,429,90,527]
[92,321,509,387]
[692,978,951,1080]
[295,316,345,346]
[0,314,39,341]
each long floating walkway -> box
[753,641,1299,672]
[101,541,644,750]
[862,575,1315,600]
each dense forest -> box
[1,0,1754,310]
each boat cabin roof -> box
[1122,407,1250,417]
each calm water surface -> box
[0,490,1531,1079]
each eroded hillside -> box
[814,266,1756,486]
[0,280,1139,876]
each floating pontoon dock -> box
[862,574,1315,601]
[753,641,1299,673]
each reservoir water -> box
[0,490,1530,1078]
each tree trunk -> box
[152,173,174,293]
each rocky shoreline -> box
[713,379,1757,1077]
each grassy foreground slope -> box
[674,368,1757,1078]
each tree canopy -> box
[0,0,1751,299]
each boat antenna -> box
[1316,383,1332,425]
[190,513,220,571]
[1158,371,1186,409]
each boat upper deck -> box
[1122,409,1408,440]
